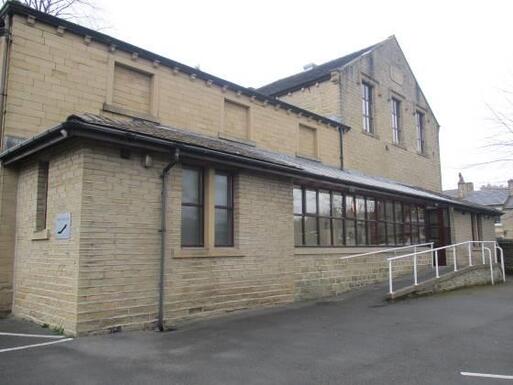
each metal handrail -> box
[340,242,434,261]
[387,240,502,294]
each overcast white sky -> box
[98,0,513,190]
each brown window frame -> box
[415,111,425,153]
[181,166,204,247]
[391,98,401,144]
[362,82,374,134]
[35,161,49,232]
[293,186,426,248]
[214,171,234,247]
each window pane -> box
[345,196,355,218]
[404,223,412,245]
[385,201,394,222]
[345,220,356,246]
[293,187,303,215]
[412,225,419,244]
[367,221,378,245]
[395,223,404,245]
[387,223,396,245]
[411,206,418,224]
[319,191,331,216]
[394,202,403,223]
[319,217,331,246]
[418,208,425,224]
[378,222,387,245]
[356,196,366,220]
[332,193,343,217]
[181,206,202,246]
[306,190,317,214]
[304,216,318,245]
[367,198,376,220]
[333,219,344,246]
[356,221,366,245]
[419,226,426,242]
[294,216,303,246]
[215,208,232,246]
[182,168,201,204]
[377,200,385,221]
[215,174,230,207]
[403,204,411,223]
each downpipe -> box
[157,148,180,332]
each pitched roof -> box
[444,188,510,207]
[0,1,347,131]
[257,42,383,96]
[0,113,499,215]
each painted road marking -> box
[461,372,513,380]
[0,338,73,353]
[0,332,66,339]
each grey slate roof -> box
[0,113,498,214]
[444,188,509,207]
[257,43,381,96]
[65,114,497,214]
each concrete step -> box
[388,263,504,301]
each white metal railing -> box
[387,240,506,295]
[339,242,434,261]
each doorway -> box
[426,207,451,266]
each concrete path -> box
[1,279,512,385]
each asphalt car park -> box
[1,280,512,385]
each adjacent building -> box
[444,174,513,239]
[0,2,499,335]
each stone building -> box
[444,174,513,239]
[0,2,499,334]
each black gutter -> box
[0,1,349,132]
[158,148,180,332]
[0,119,500,216]
[338,126,344,170]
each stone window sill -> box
[417,151,430,159]
[102,103,160,124]
[391,142,407,151]
[173,247,245,259]
[362,130,380,140]
[32,229,50,241]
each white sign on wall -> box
[55,212,71,240]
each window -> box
[294,186,426,247]
[416,111,425,153]
[181,167,204,247]
[35,161,49,232]
[362,82,374,134]
[215,173,233,246]
[391,98,401,144]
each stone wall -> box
[294,248,432,300]
[280,38,443,192]
[11,143,83,334]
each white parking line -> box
[0,338,73,353]
[0,332,66,339]
[461,372,513,380]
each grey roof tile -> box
[257,43,380,96]
[69,114,498,214]
[443,187,509,206]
